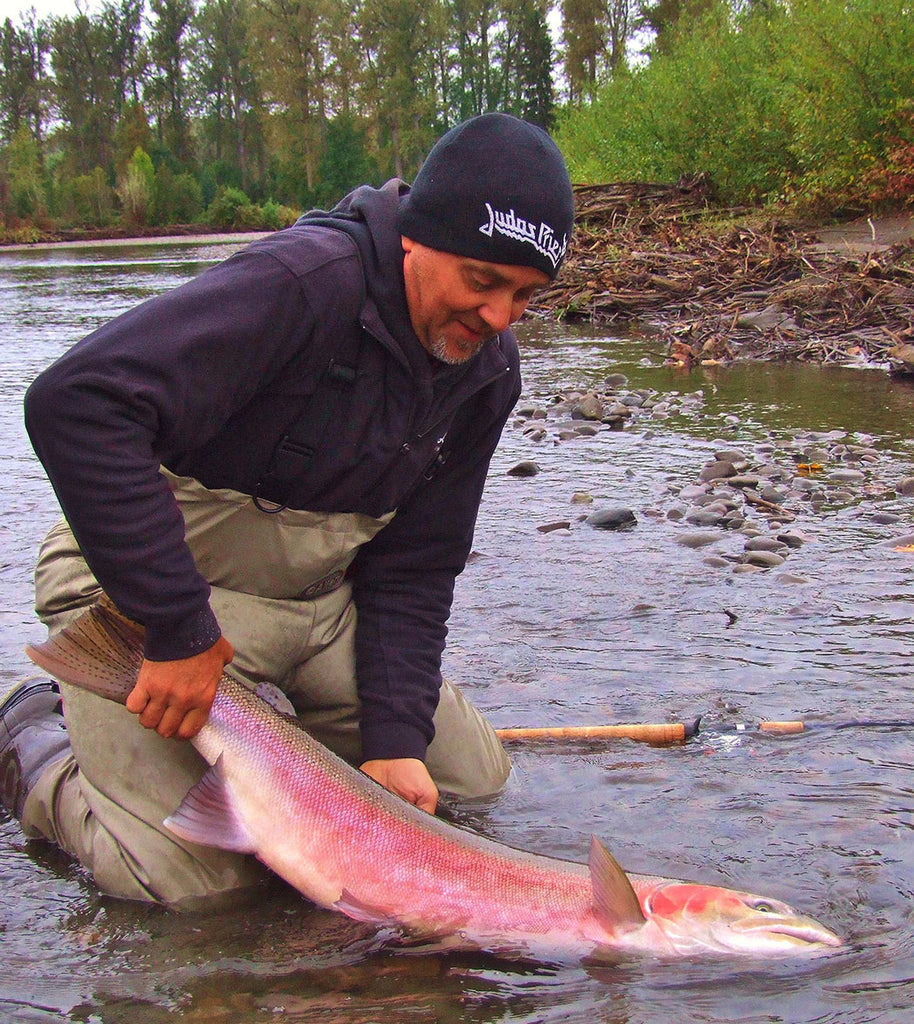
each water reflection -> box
[1,240,913,1022]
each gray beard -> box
[429,332,485,365]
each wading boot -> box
[0,679,70,822]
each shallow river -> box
[1,239,913,1023]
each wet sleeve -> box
[350,353,522,763]
[24,250,314,661]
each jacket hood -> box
[296,180,417,366]
[296,180,513,388]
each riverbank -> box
[532,181,914,373]
[6,187,913,372]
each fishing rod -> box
[495,716,914,745]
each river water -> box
[1,238,913,1023]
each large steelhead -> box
[26,601,842,961]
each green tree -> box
[251,0,331,195]
[2,124,46,218]
[63,166,116,227]
[361,0,439,178]
[113,100,153,175]
[50,10,121,175]
[0,12,50,143]
[561,0,605,102]
[192,0,264,187]
[638,0,714,54]
[117,144,156,223]
[102,0,147,111]
[504,0,554,128]
[450,0,501,117]
[148,0,195,166]
[315,112,379,205]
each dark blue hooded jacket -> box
[24,179,522,762]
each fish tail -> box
[25,597,144,705]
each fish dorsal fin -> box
[163,756,256,854]
[589,836,647,932]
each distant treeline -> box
[0,0,566,240]
[1,0,911,242]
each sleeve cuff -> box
[142,604,223,662]
[360,721,430,763]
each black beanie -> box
[397,113,574,280]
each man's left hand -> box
[360,758,438,814]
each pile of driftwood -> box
[532,181,914,370]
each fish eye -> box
[751,900,774,913]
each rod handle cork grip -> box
[758,720,806,734]
[495,723,688,744]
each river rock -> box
[702,555,731,568]
[827,468,865,484]
[604,402,632,419]
[744,536,788,552]
[571,492,594,504]
[728,475,761,489]
[586,507,637,530]
[604,373,628,389]
[675,531,721,548]
[745,550,786,568]
[759,484,788,503]
[870,512,901,524]
[883,533,914,548]
[686,504,733,526]
[572,393,604,420]
[699,460,737,482]
[776,530,810,548]
[507,460,540,477]
[896,476,914,496]
[679,483,711,501]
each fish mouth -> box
[735,918,843,948]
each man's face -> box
[401,237,550,365]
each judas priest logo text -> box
[478,202,568,269]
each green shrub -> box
[205,185,254,228]
[154,166,204,225]
[62,167,115,227]
[557,0,914,212]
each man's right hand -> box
[125,636,234,740]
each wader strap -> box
[254,217,370,513]
[253,355,359,513]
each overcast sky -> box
[0,0,99,20]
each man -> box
[0,113,574,906]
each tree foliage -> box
[0,0,910,236]
[557,0,914,212]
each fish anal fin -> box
[163,756,256,854]
[589,835,647,932]
[334,889,400,928]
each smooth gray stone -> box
[586,507,637,530]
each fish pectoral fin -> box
[589,835,647,932]
[163,756,256,854]
[334,889,400,928]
